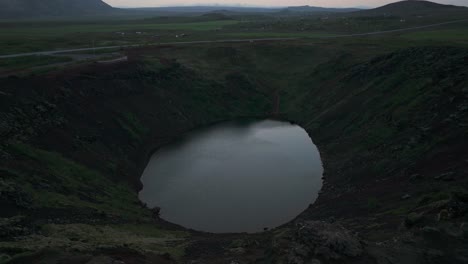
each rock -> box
[446,196,468,218]
[287,255,305,264]
[434,172,455,181]
[458,223,468,240]
[229,247,246,255]
[0,254,10,262]
[405,212,424,227]
[401,194,411,200]
[0,216,27,238]
[86,256,114,264]
[272,221,363,263]
[307,259,321,264]
[423,249,444,259]
[315,246,339,260]
[0,178,33,208]
[437,209,450,221]
[456,256,468,264]
[35,104,48,113]
[422,226,441,239]
[409,174,422,182]
[151,207,161,218]
[294,245,309,257]
[444,225,464,239]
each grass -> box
[381,187,468,216]
[0,20,238,55]
[400,28,468,42]
[7,143,149,219]
[0,21,238,37]
[1,13,467,57]
[222,32,337,38]
[381,204,413,216]
[367,197,381,211]
[116,112,148,141]
[0,223,189,261]
[0,55,72,71]
[416,187,468,207]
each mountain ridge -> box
[0,0,113,18]
[355,0,468,16]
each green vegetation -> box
[417,187,468,207]
[0,55,72,71]
[1,20,237,36]
[116,112,148,141]
[1,4,467,58]
[7,143,148,219]
[222,32,337,38]
[367,197,381,210]
[0,223,188,262]
[0,19,238,55]
[401,27,468,42]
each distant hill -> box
[281,5,360,13]
[130,6,279,14]
[0,0,113,18]
[128,5,361,16]
[355,0,468,16]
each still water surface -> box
[139,120,323,233]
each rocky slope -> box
[287,46,468,263]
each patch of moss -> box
[417,187,468,206]
[116,111,148,142]
[380,204,413,216]
[0,223,188,262]
[0,254,11,264]
[7,143,149,219]
[367,197,381,211]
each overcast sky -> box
[103,0,468,8]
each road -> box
[323,19,468,38]
[0,19,467,59]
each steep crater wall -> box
[0,59,272,221]
[1,45,468,263]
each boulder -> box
[405,212,424,227]
[434,172,455,181]
[401,194,412,200]
[151,207,161,218]
[409,173,423,183]
[229,247,246,255]
[422,226,441,240]
[272,221,363,263]
[0,216,27,238]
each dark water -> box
[139,120,323,233]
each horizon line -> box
[107,0,468,9]
[114,4,370,9]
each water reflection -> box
[139,119,323,233]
